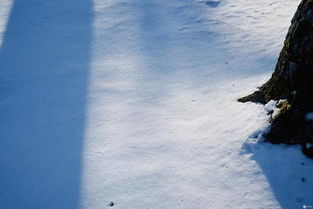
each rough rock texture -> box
[239,0,313,156]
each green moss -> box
[280,101,292,112]
[271,101,292,121]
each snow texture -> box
[0,0,312,209]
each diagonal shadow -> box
[0,0,93,208]
[243,138,313,209]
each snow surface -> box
[306,113,313,121]
[1,0,313,209]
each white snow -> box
[264,100,279,116]
[0,0,13,47]
[264,100,288,118]
[1,0,313,209]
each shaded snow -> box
[306,113,313,121]
[1,0,313,209]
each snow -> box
[264,100,287,118]
[1,0,312,209]
[306,112,313,121]
[0,0,12,47]
[264,100,279,116]
[306,144,313,149]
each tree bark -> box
[239,0,313,156]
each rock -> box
[239,0,313,157]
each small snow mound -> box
[306,112,313,121]
[264,100,287,118]
[264,100,281,117]
[264,100,277,112]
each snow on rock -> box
[264,100,278,114]
[265,100,277,111]
[264,100,287,118]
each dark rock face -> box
[239,0,313,157]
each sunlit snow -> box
[1,0,312,209]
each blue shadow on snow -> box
[242,138,313,209]
[0,0,93,209]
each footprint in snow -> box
[204,0,221,8]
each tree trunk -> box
[239,0,313,156]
